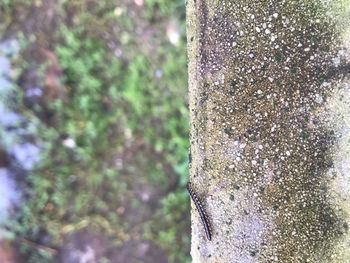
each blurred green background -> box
[0,0,190,262]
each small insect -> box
[187,182,212,241]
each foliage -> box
[5,0,190,262]
[144,0,186,20]
[156,190,191,263]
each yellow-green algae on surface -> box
[187,0,350,262]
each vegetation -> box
[1,0,189,262]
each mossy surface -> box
[187,0,350,262]
[1,0,190,262]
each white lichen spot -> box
[256,27,261,33]
[271,124,276,132]
[273,13,278,18]
[315,94,323,104]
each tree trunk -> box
[187,0,350,262]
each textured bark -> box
[187,0,350,262]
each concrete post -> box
[187,0,350,262]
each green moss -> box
[4,0,189,262]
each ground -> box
[0,0,190,262]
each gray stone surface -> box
[187,0,350,262]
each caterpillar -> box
[187,182,212,241]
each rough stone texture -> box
[187,0,350,262]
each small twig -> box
[16,237,58,255]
